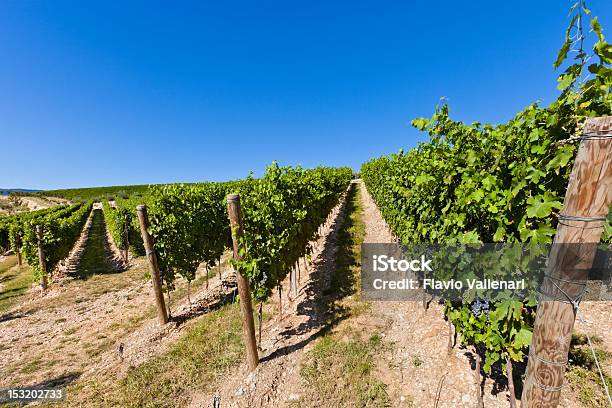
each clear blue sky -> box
[1,1,610,190]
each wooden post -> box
[136,205,169,325]
[507,357,517,408]
[291,266,297,297]
[15,234,22,266]
[35,225,47,290]
[475,345,484,408]
[205,264,209,289]
[521,117,612,407]
[258,301,263,348]
[123,214,129,263]
[227,194,259,371]
[296,260,301,283]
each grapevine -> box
[362,1,610,388]
[16,202,93,280]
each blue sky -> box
[1,1,611,190]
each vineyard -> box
[0,163,362,404]
[0,2,611,408]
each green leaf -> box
[591,16,603,39]
[554,40,571,69]
[557,74,573,90]
[514,328,532,348]
[526,194,563,219]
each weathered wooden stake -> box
[296,260,301,283]
[278,285,283,320]
[35,225,47,290]
[15,235,22,266]
[123,215,130,263]
[291,266,297,297]
[258,301,263,349]
[136,205,169,325]
[447,319,453,355]
[166,286,172,318]
[507,357,516,408]
[475,346,484,408]
[227,194,259,371]
[521,117,612,407]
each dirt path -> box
[70,206,118,278]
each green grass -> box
[77,209,111,279]
[301,334,389,407]
[566,332,612,407]
[0,255,33,313]
[62,302,244,408]
[298,183,389,407]
[41,184,151,201]
[20,355,44,374]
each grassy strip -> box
[77,209,111,279]
[60,302,244,407]
[298,183,389,407]
[0,255,32,314]
[566,333,612,408]
[118,303,243,407]
[301,333,388,407]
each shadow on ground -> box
[261,183,360,363]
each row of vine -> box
[101,164,352,303]
[361,2,611,401]
[0,205,74,253]
[5,202,93,280]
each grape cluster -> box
[471,298,490,320]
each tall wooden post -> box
[291,266,297,297]
[521,117,612,407]
[136,205,169,325]
[15,235,22,266]
[35,225,48,290]
[227,194,259,371]
[123,214,130,263]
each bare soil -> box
[0,195,67,215]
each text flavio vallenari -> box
[371,255,525,291]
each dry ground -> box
[0,194,67,215]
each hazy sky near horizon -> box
[2,1,611,190]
